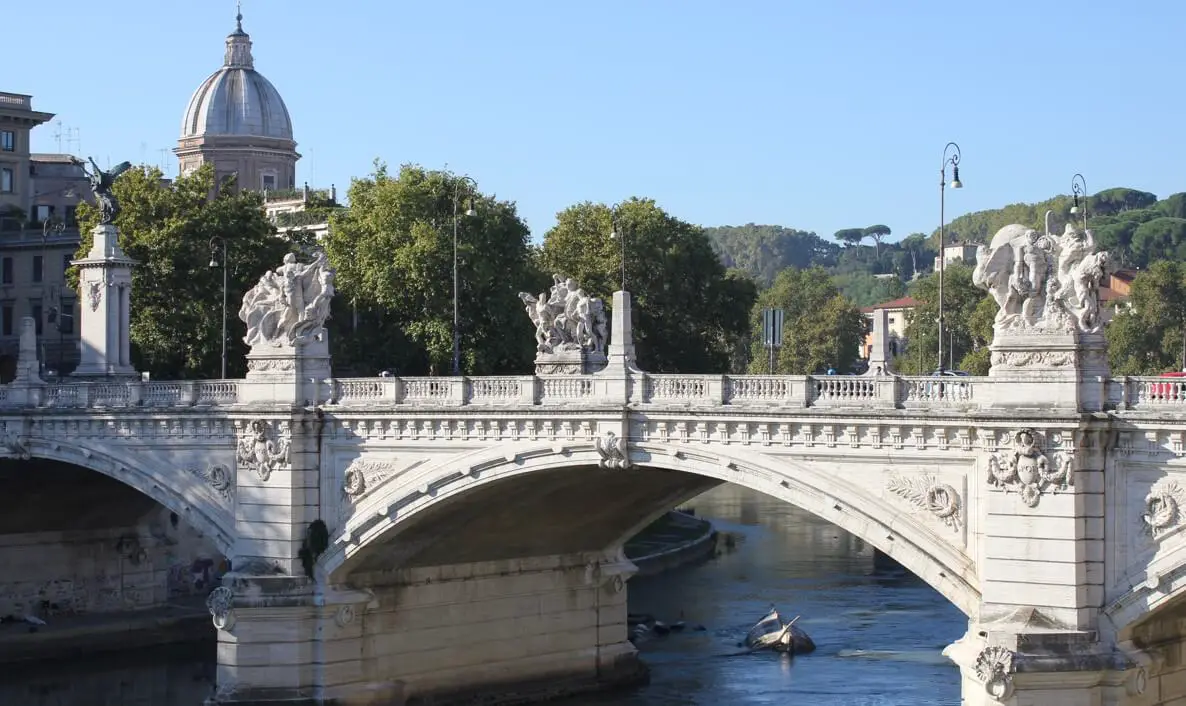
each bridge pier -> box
[209,552,642,705]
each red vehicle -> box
[1152,371,1186,401]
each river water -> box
[0,485,965,706]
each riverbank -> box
[624,510,718,577]
[0,596,212,664]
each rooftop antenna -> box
[140,141,147,165]
[65,127,81,157]
[53,121,63,152]
[157,148,169,175]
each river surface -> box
[0,485,965,705]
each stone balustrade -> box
[3,374,1182,414]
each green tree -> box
[1130,217,1186,265]
[323,163,542,376]
[893,264,988,375]
[862,224,891,258]
[72,164,291,379]
[541,198,756,372]
[834,227,866,248]
[704,224,838,285]
[958,295,998,375]
[1107,261,1186,375]
[747,267,864,374]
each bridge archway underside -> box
[325,410,996,617]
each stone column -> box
[71,224,137,378]
[864,308,890,376]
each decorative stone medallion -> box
[1142,478,1186,540]
[342,459,399,501]
[236,419,290,482]
[335,604,356,628]
[974,645,1015,700]
[207,586,235,631]
[885,473,962,531]
[189,464,234,502]
[986,428,1072,507]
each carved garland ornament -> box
[885,473,962,531]
[1142,478,1186,539]
[990,350,1074,368]
[247,358,297,373]
[974,645,1015,700]
[236,419,290,482]
[206,586,235,631]
[986,429,1072,508]
[342,459,399,500]
[595,430,631,470]
[189,464,234,501]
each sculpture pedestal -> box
[72,224,138,378]
[534,350,607,375]
[239,335,332,406]
[985,330,1108,412]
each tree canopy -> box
[893,264,989,375]
[323,163,542,376]
[746,267,864,375]
[541,198,756,373]
[704,224,838,286]
[1107,261,1186,375]
[71,164,294,379]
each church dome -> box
[180,13,293,141]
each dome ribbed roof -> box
[180,13,293,141]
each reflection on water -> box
[0,485,964,706]
[565,484,965,705]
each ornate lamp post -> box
[938,142,963,374]
[1070,173,1089,232]
[608,204,626,293]
[42,218,66,378]
[451,176,478,377]
[208,237,228,379]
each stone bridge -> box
[9,226,1186,704]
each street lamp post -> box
[208,237,228,379]
[609,205,626,292]
[1070,173,1089,232]
[938,142,963,374]
[451,176,478,377]
[42,218,65,378]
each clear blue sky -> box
[10,1,1185,241]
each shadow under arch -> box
[12,436,235,555]
[325,441,979,617]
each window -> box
[1,257,12,284]
[0,168,12,193]
[0,302,11,336]
[58,298,74,334]
[62,254,72,276]
[30,300,42,336]
[64,205,77,226]
[34,205,53,222]
[32,256,42,283]
[0,131,13,151]
[262,173,276,190]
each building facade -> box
[861,295,919,359]
[0,93,88,380]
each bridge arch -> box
[14,436,234,555]
[1102,539,1186,640]
[326,441,979,616]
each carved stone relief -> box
[247,358,297,373]
[990,350,1074,368]
[518,274,608,356]
[595,430,630,470]
[974,645,1015,700]
[1142,478,1186,540]
[885,473,962,531]
[239,251,334,348]
[236,419,290,482]
[342,459,399,501]
[0,432,30,460]
[206,586,235,631]
[189,464,234,502]
[986,429,1072,508]
[88,281,103,312]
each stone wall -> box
[313,554,640,703]
[0,460,225,620]
[0,506,224,618]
